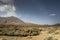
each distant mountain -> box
[0,16,41,27]
[0,16,24,25]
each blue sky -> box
[14,0,60,25]
[0,0,60,25]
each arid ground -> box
[0,26,60,40]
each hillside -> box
[0,16,42,27]
[0,16,60,40]
[0,16,41,37]
[0,16,24,25]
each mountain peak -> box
[0,16,24,25]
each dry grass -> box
[0,26,60,40]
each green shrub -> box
[0,27,40,37]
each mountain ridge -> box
[0,16,24,25]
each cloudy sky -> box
[0,0,60,25]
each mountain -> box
[0,16,41,27]
[0,16,41,37]
[0,16,24,25]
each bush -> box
[27,28,40,36]
[0,27,41,37]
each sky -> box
[0,0,60,25]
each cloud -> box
[0,0,13,4]
[0,5,16,11]
[0,0,17,17]
[1,12,17,17]
[49,13,56,16]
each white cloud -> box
[0,0,13,4]
[1,11,17,17]
[49,14,56,16]
[0,0,17,17]
[0,5,16,12]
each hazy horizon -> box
[0,0,60,25]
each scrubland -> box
[0,24,60,40]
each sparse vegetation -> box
[0,17,60,40]
[0,26,41,37]
[44,37,58,40]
